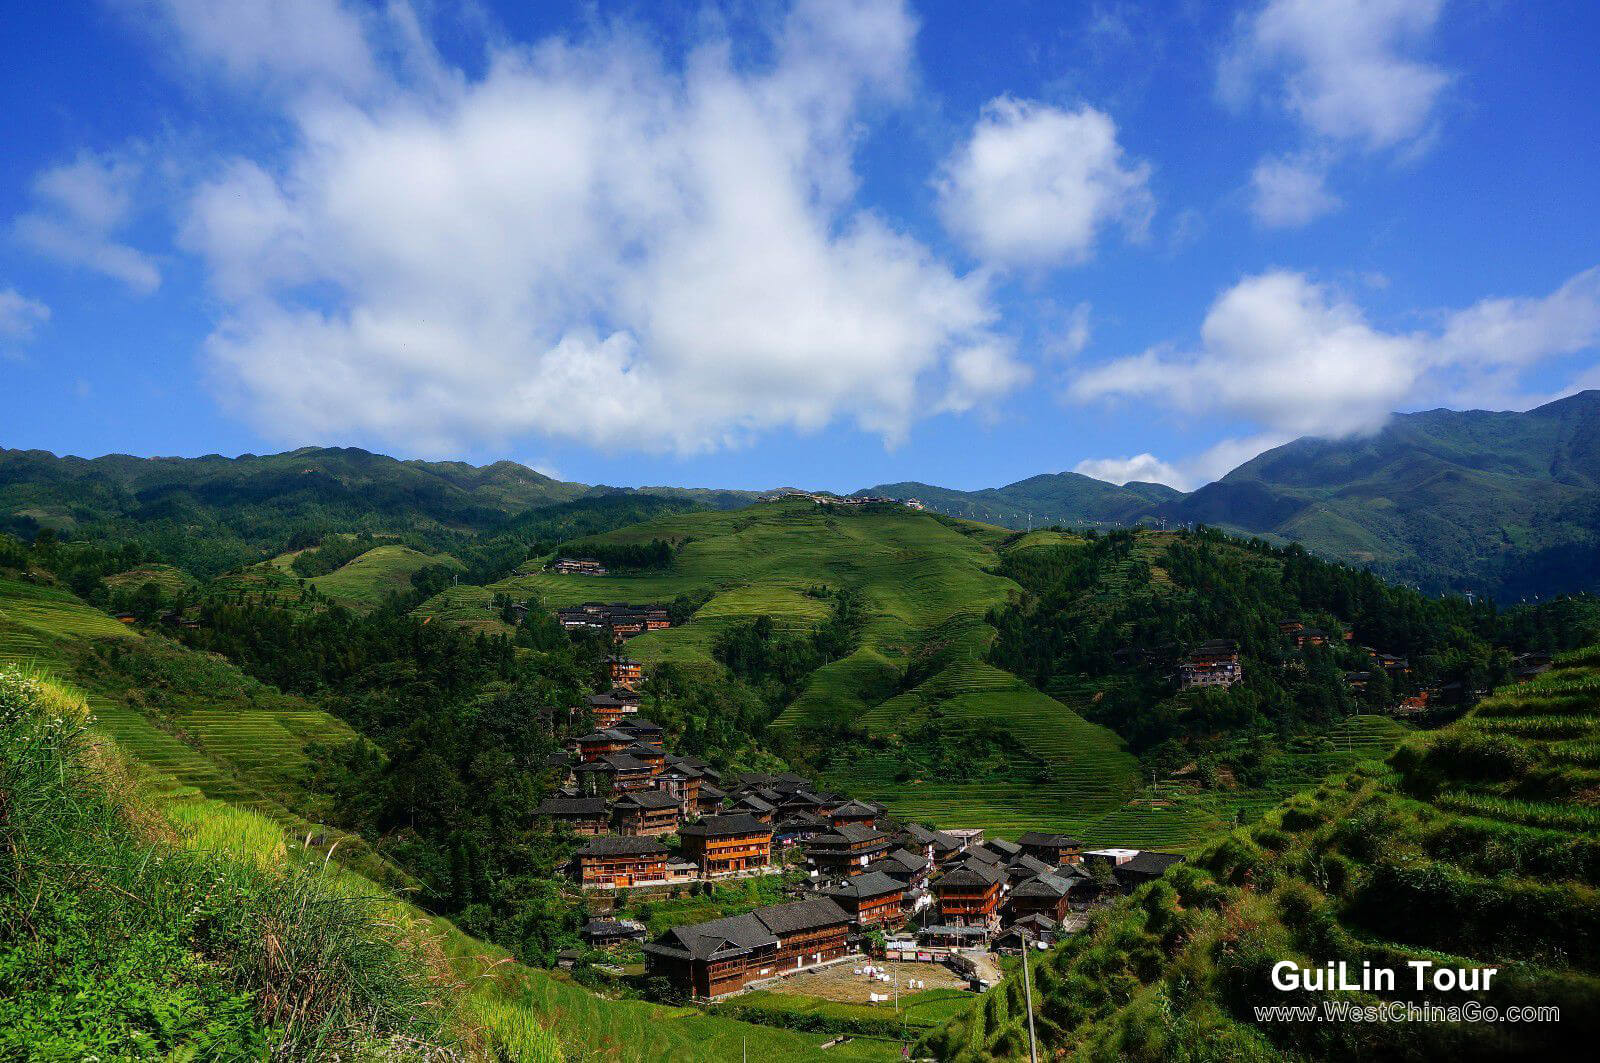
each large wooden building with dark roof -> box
[573,835,669,888]
[820,870,905,928]
[643,897,852,998]
[679,813,773,876]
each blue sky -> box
[3,1,1598,493]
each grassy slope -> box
[309,544,462,609]
[925,647,1600,1060]
[491,500,1149,839]
[0,575,898,1062]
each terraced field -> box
[929,648,1600,1059]
[102,562,196,599]
[310,544,462,609]
[410,584,512,634]
[0,576,395,881]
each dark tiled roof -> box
[617,717,663,734]
[1011,872,1076,898]
[576,835,668,857]
[754,897,851,935]
[937,862,1007,889]
[1117,852,1185,878]
[679,813,769,838]
[1006,855,1054,879]
[601,753,651,772]
[827,800,878,818]
[1017,831,1082,848]
[613,790,680,810]
[735,795,776,813]
[980,839,1021,859]
[821,871,905,900]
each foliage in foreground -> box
[0,669,455,1060]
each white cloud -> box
[936,97,1152,269]
[120,0,380,94]
[1223,0,1448,228]
[14,151,160,294]
[1074,453,1185,489]
[1223,0,1449,149]
[1070,266,1600,443]
[1250,154,1340,227]
[1075,432,1292,491]
[1050,301,1093,359]
[0,288,50,343]
[169,0,1025,455]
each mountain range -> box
[6,390,1599,600]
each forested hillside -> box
[922,645,1600,1060]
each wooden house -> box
[532,796,610,836]
[576,728,635,762]
[804,825,894,876]
[606,656,644,689]
[825,800,878,830]
[611,790,680,837]
[642,898,851,999]
[679,813,773,876]
[1007,872,1076,923]
[1016,831,1083,865]
[934,862,1007,932]
[573,836,668,888]
[1179,639,1242,689]
[820,870,905,928]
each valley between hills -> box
[2,452,1598,1060]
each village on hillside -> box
[537,660,1181,1003]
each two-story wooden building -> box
[934,862,1006,933]
[805,825,895,876]
[825,800,879,830]
[532,796,610,836]
[573,835,669,888]
[821,870,906,928]
[606,656,644,689]
[679,813,773,876]
[611,790,681,837]
[642,897,852,999]
[1006,871,1076,924]
[1016,831,1083,865]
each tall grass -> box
[0,668,454,1060]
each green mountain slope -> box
[924,646,1600,1060]
[0,445,758,578]
[1160,391,1600,599]
[857,473,1180,528]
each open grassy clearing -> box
[102,562,197,599]
[309,544,461,609]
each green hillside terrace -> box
[921,646,1600,1060]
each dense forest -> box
[989,526,1600,771]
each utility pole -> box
[1021,944,1039,1063]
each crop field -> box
[101,562,196,599]
[410,584,512,634]
[310,544,461,609]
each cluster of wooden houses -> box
[548,558,608,576]
[557,602,671,643]
[591,769,1188,999]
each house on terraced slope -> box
[611,790,680,837]
[607,656,644,689]
[679,813,773,876]
[1179,639,1242,689]
[825,799,880,830]
[1006,872,1077,923]
[1016,831,1083,865]
[643,897,852,999]
[532,796,610,836]
[805,824,894,876]
[935,861,1007,933]
[574,835,669,888]
[820,870,906,928]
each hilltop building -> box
[643,897,852,999]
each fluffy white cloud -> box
[936,98,1151,269]
[1224,0,1448,228]
[1222,0,1449,149]
[1070,266,1600,442]
[120,0,379,93]
[1075,433,1292,491]
[1250,154,1340,227]
[0,288,50,343]
[14,151,160,294]
[1074,453,1185,489]
[168,0,1022,455]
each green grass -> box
[734,988,977,1030]
[411,584,513,634]
[102,562,197,599]
[309,545,462,609]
